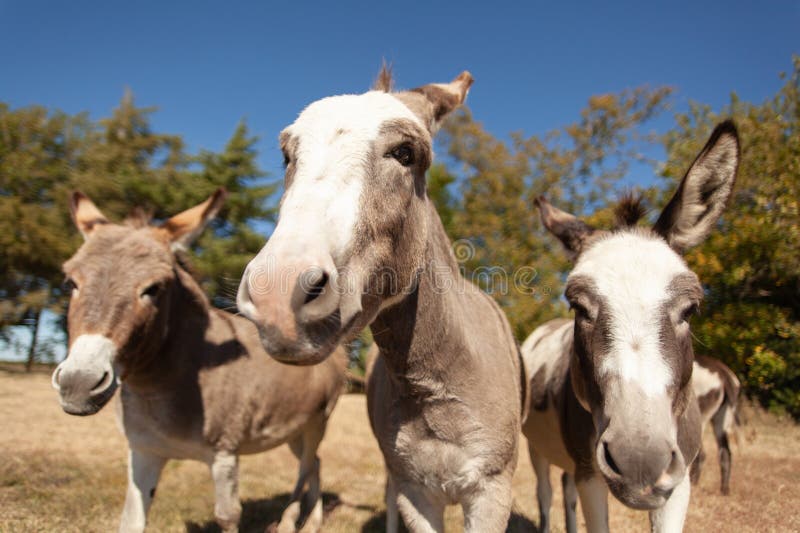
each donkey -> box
[523,345,742,533]
[52,190,345,533]
[236,70,525,532]
[690,354,740,495]
[521,121,739,533]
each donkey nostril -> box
[665,449,681,476]
[91,371,109,392]
[603,441,622,476]
[51,367,62,390]
[302,270,329,305]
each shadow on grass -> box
[185,491,342,532]
[360,511,539,532]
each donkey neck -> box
[120,265,212,391]
[370,201,471,395]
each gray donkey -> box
[52,190,345,532]
[237,69,525,532]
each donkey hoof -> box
[276,500,301,533]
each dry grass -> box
[1,366,798,532]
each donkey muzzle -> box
[595,428,686,509]
[238,251,350,364]
[52,334,119,416]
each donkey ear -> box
[535,196,596,258]
[653,121,739,252]
[161,188,227,249]
[407,71,474,129]
[70,191,109,240]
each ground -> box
[1,365,798,532]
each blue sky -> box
[2,0,797,181]
[0,1,797,360]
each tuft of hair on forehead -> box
[372,60,394,92]
[124,206,154,229]
[613,191,648,228]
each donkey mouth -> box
[57,372,119,416]
[603,474,676,510]
[59,386,117,416]
[255,308,356,366]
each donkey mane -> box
[123,206,154,229]
[121,207,203,282]
[613,191,648,228]
[372,61,394,92]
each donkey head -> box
[536,121,739,508]
[52,189,226,415]
[237,69,473,364]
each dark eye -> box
[679,303,698,324]
[388,143,415,166]
[62,277,78,294]
[141,283,162,300]
[570,301,591,322]
[282,150,291,168]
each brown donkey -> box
[690,354,740,495]
[52,190,345,533]
[237,70,524,532]
[521,122,739,532]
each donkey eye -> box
[62,277,78,294]
[141,283,162,299]
[570,302,592,322]
[388,144,415,166]
[679,303,698,324]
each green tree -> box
[661,57,800,416]
[0,93,276,367]
[439,86,672,339]
[0,104,91,368]
[193,120,277,306]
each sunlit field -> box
[1,365,798,532]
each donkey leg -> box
[712,405,733,495]
[298,414,326,533]
[529,446,552,533]
[396,482,445,533]
[279,414,326,533]
[298,456,323,533]
[462,474,514,533]
[649,474,690,533]
[210,450,242,532]
[689,442,705,485]
[385,472,399,533]
[119,449,166,533]
[576,476,609,533]
[277,436,307,532]
[562,471,578,533]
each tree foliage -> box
[437,86,671,338]
[0,92,275,364]
[660,57,800,416]
[433,59,799,416]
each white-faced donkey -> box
[521,121,739,533]
[237,68,525,532]
[52,190,345,533]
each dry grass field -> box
[1,365,798,532]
